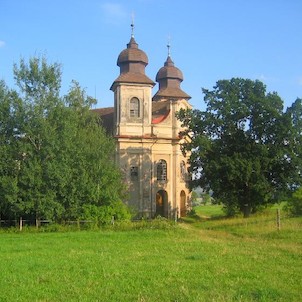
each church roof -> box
[117,37,148,66]
[91,107,114,134]
[152,100,170,124]
[112,72,155,86]
[111,36,155,89]
[156,56,183,81]
[154,55,191,100]
[153,86,191,100]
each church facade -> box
[94,33,192,219]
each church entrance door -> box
[180,190,186,217]
[155,190,168,218]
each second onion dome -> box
[153,51,190,101]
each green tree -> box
[286,187,302,216]
[0,81,22,219]
[0,56,129,223]
[191,191,198,205]
[284,98,302,189]
[177,78,301,217]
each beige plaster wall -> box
[113,82,191,218]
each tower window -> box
[130,97,140,118]
[157,159,167,181]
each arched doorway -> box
[180,190,187,217]
[155,190,168,218]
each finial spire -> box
[131,12,135,38]
[167,35,171,57]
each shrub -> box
[79,202,131,225]
[286,188,302,216]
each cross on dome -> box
[167,35,171,57]
[131,12,135,38]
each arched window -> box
[157,159,167,181]
[180,160,186,181]
[130,97,140,118]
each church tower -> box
[110,27,155,138]
[151,44,192,218]
[110,28,155,216]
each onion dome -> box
[153,54,190,100]
[117,37,148,67]
[156,56,183,82]
[111,35,154,90]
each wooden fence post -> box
[19,217,23,231]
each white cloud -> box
[0,40,5,48]
[255,74,279,83]
[298,77,302,86]
[258,74,268,81]
[100,3,128,25]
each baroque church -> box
[93,29,192,219]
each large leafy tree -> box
[178,78,302,217]
[285,98,302,189]
[0,81,22,219]
[0,57,128,223]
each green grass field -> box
[0,206,301,302]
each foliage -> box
[80,201,131,225]
[285,187,302,216]
[177,78,302,217]
[200,193,212,205]
[191,190,198,203]
[0,56,129,222]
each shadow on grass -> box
[179,213,227,224]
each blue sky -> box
[0,0,301,110]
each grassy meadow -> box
[0,205,301,302]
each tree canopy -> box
[177,78,302,217]
[0,57,129,223]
